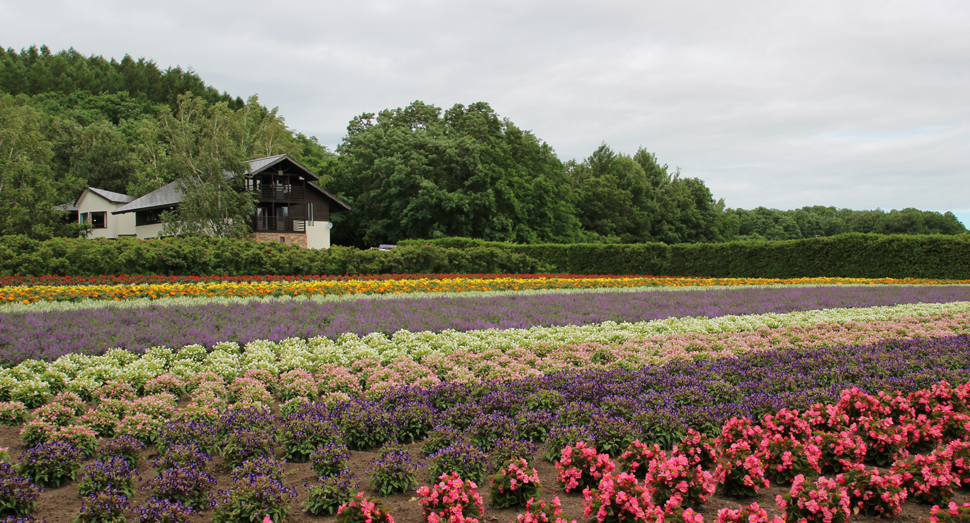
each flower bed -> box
[2,274,966,304]
[0,348,969,521]
[2,286,970,363]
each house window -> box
[136,208,166,226]
[280,237,286,243]
[308,203,314,225]
[80,212,88,224]
[90,212,107,229]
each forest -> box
[0,45,965,247]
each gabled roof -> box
[76,187,135,206]
[245,154,321,181]
[308,182,352,211]
[112,182,183,214]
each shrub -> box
[17,440,84,488]
[428,443,488,485]
[489,458,541,509]
[581,472,655,523]
[212,473,297,523]
[133,497,197,523]
[146,467,216,511]
[891,452,960,505]
[715,503,784,523]
[220,428,277,469]
[336,493,394,523]
[512,497,575,523]
[0,462,42,516]
[619,440,667,480]
[0,403,27,426]
[714,441,769,498]
[304,470,360,516]
[555,442,616,493]
[73,489,129,523]
[812,430,866,474]
[101,435,145,468]
[763,436,821,485]
[77,457,137,497]
[310,442,353,478]
[775,474,850,523]
[644,454,716,510]
[489,438,538,472]
[837,464,907,517]
[422,425,465,457]
[151,443,211,472]
[926,502,970,523]
[417,472,484,522]
[368,445,422,496]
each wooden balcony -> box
[253,216,306,233]
[254,186,306,201]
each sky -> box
[2,0,969,223]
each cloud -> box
[2,0,968,211]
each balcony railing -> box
[255,186,306,201]
[253,217,306,233]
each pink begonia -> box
[811,429,867,474]
[513,497,577,523]
[713,440,770,498]
[644,454,716,509]
[621,440,668,479]
[718,417,766,450]
[556,442,616,493]
[926,502,970,523]
[582,472,654,523]
[836,463,907,517]
[716,503,784,523]
[891,450,962,505]
[262,516,272,523]
[676,429,717,469]
[776,474,850,523]
[761,408,813,442]
[418,473,484,523]
[336,492,395,523]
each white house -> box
[74,188,136,239]
[73,154,350,249]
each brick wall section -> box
[248,232,308,249]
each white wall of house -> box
[76,191,133,239]
[306,221,331,249]
[135,223,165,239]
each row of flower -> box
[1,294,969,369]
[3,275,966,304]
[0,273,654,288]
[4,286,970,364]
[2,343,970,522]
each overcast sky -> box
[3,0,968,222]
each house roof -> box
[112,154,349,215]
[308,181,352,211]
[77,187,135,206]
[112,181,183,214]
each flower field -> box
[1,274,970,522]
[2,274,967,305]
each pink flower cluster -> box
[716,503,784,523]
[556,442,616,493]
[336,492,395,523]
[416,472,484,523]
[643,454,716,510]
[490,458,542,509]
[512,497,577,523]
[891,451,961,505]
[775,474,851,523]
[763,436,821,485]
[581,472,655,523]
[836,464,907,517]
[926,502,970,523]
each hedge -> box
[0,236,548,276]
[401,234,970,279]
[2,233,968,278]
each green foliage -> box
[331,100,583,247]
[728,205,968,241]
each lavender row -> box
[4,285,970,362]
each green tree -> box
[0,94,84,239]
[158,94,255,238]
[331,100,581,247]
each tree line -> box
[0,45,965,246]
